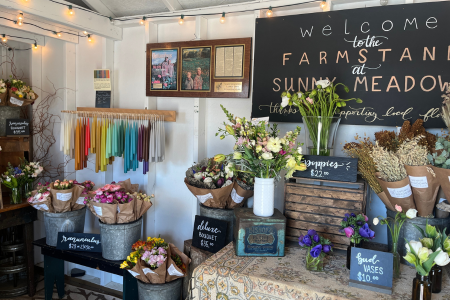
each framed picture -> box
[150,48,178,91]
[214,45,245,79]
[181,46,212,91]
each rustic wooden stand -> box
[284,177,367,250]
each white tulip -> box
[281,96,289,108]
[373,218,379,226]
[316,79,330,88]
[406,240,423,255]
[434,248,450,266]
[406,208,418,219]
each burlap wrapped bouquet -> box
[185,157,234,209]
[27,183,53,212]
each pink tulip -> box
[344,227,354,238]
[395,204,402,212]
[363,214,368,222]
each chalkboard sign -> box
[56,233,102,252]
[6,119,29,136]
[252,2,450,128]
[192,215,227,253]
[95,91,111,108]
[349,248,393,294]
[294,155,358,182]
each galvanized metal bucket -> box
[387,209,450,266]
[137,278,182,300]
[199,204,234,244]
[99,217,142,261]
[43,207,87,247]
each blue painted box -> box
[234,208,286,257]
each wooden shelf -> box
[0,196,30,213]
[75,107,176,122]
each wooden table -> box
[190,242,450,300]
[33,238,138,300]
[0,197,37,296]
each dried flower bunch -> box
[398,119,437,153]
[371,142,407,182]
[374,130,398,152]
[397,136,429,166]
[343,135,382,194]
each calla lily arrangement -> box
[217,105,306,180]
[340,212,375,244]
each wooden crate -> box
[284,177,367,250]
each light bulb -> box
[220,12,226,24]
[33,42,37,49]
[57,32,62,37]
[320,1,327,10]
[266,6,273,17]
[88,34,92,42]
[68,5,74,15]
[17,13,24,20]
[83,31,88,35]
[17,20,23,26]
[179,14,184,25]
[380,0,388,5]
[2,35,6,42]
[140,16,146,25]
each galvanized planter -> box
[137,278,182,300]
[199,204,234,245]
[43,207,87,247]
[387,209,450,266]
[99,217,142,261]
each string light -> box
[320,1,327,10]
[178,14,184,25]
[33,42,38,49]
[220,12,226,24]
[139,16,146,25]
[17,13,24,21]
[83,31,88,35]
[87,34,92,42]
[266,6,273,17]
[53,31,62,37]
[68,5,74,15]
[2,34,6,42]
[15,20,23,26]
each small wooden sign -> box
[294,155,358,182]
[192,215,227,253]
[95,91,111,108]
[349,248,393,295]
[56,233,102,252]
[6,119,30,136]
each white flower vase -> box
[253,177,275,217]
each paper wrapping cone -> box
[375,174,416,212]
[0,91,7,106]
[118,179,139,193]
[404,165,440,217]
[165,243,191,282]
[128,260,150,284]
[226,181,254,209]
[29,190,54,212]
[116,199,136,224]
[138,200,153,219]
[90,202,117,224]
[376,191,396,212]
[70,185,86,211]
[431,166,450,206]
[143,259,167,284]
[184,178,233,209]
[50,184,75,213]
[7,90,36,107]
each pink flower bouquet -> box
[140,246,168,283]
[27,182,53,212]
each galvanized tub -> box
[199,204,234,244]
[387,209,450,266]
[99,217,142,261]
[0,107,20,136]
[43,207,87,247]
[137,278,182,300]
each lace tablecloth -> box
[189,242,450,300]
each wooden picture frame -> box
[180,46,212,92]
[146,38,252,98]
[149,47,179,91]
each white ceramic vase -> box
[253,177,275,217]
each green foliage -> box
[428,137,450,168]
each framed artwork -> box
[214,45,245,79]
[146,38,252,98]
[150,48,178,91]
[181,46,212,92]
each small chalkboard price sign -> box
[95,91,111,108]
[56,233,102,253]
[192,215,227,253]
[349,248,393,295]
[294,155,358,182]
[6,119,30,136]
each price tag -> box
[143,268,156,275]
[168,264,184,276]
[196,193,213,204]
[56,192,72,201]
[387,185,412,198]
[231,188,245,203]
[93,206,103,216]
[76,197,85,205]
[409,176,428,188]
[10,97,24,106]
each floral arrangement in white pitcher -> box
[217,105,306,217]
